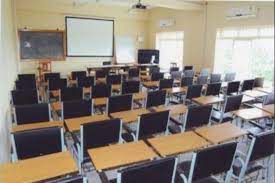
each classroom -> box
[0,0,274,182]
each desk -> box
[192,96,223,105]
[110,108,150,123]
[147,131,210,157]
[166,87,187,94]
[140,75,151,81]
[242,95,255,103]
[142,81,159,88]
[254,87,273,94]
[133,92,147,101]
[195,122,247,144]
[0,152,78,183]
[51,101,61,111]
[12,121,63,133]
[112,84,121,91]
[65,114,110,132]
[94,97,107,106]
[253,104,274,116]
[243,90,267,98]
[88,141,157,171]
[152,104,187,116]
[232,107,271,121]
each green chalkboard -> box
[19,30,65,60]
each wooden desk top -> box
[88,141,157,171]
[133,92,147,101]
[0,151,78,183]
[192,96,224,105]
[152,104,187,116]
[83,87,91,94]
[243,90,268,98]
[140,75,151,81]
[195,122,247,144]
[12,121,63,133]
[242,95,255,103]
[110,108,150,123]
[254,87,274,94]
[232,107,272,120]
[174,79,181,85]
[51,101,61,111]
[94,97,107,106]
[253,104,274,116]
[166,87,187,94]
[65,114,110,132]
[112,84,121,91]
[147,131,210,157]
[142,81,159,88]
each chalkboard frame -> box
[18,29,66,61]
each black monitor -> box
[138,49,159,64]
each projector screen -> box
[66,17,114,57]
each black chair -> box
[107,94,133,114]
[159,79,173,90]
[121,80,140,94]
[107,74,122,85]
[44,72,60,82]
[62,99,92,120]
[71,71,86,80]
[170,67,179,73]
[177,142,237,183]
[92,84,112,99]
[181,77,193,87]
[61,87,83,102]
[171,71,182,81]
[183,70,195,78]
[210,74,221,83]
[226,81,240,95]
[263,92,274,105]
[15,79,36,90]
[224,73,236,82]
[205,83,221,96]
[149,66,160,74]
[11,127,64,161]
[196,76,208,85]
[146,90,166,108]
[14,103,50,125]
[183,66,193,71]
[18,74,35,82]
[77,76,95,88]
[232,131,274,182]
[253,77,264,88]
[128,68,140,78]
[241,79,255,92]
[95,69,108,79]
[185,84,203,101]
[11,89,38,105]
[48,78,67,91]
[151,72,164,81]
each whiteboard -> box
[116,36,136,64]
[66,17,114,57]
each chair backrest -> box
[241,79,255,92]
[159,79,174,90]
[44,73,60,82]
[71,71,86,80]
[15,103,50,125]
[107,94,133,114]
[249,131,274,162]
[62,99,92,119]
[181,77,193,87]
[118,157,177,183]
[12,89,38,105]
[205,83,221,96]
[12,127,63,160]
[61,87,83,101]
[15,80,36,90]
[200,68,210,77]
[137,110,169,140]
[171,71,182,80]
[224,73,236,82]
[183,66,193,71]
[226,81,240,95]
[95,69,108,79]
[253,77,264,88]
[189,142,237,182]
[128,68,140,78]
[183,70,195,78]
[18,74,35,82]
[122,80,140,94]
[92,84,112,98]
[77,76,95,88]
[146,90,166,108]
[81,118,121,150]
[149,66,160,74]
[151,72,164,81]
[196,76,208,85]
[48,78,67,91]
[107,74,122,85]
[263,92,274,105]
[224,94,243,113]
[186,84,203,100]
[210,74,221,83]
[170,67,179,73]
[185,105,212,131]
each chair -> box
[181,77,193,87]
[107,94,133,114]
[183,70,195,78]
[128,68,140,78]
[146,90,166,108]
[44,72,60,82]
[210,74,221,83]
[102,158,178,183]
[159,79,174,90]
[170,67,179,73]
[11,89,38,105]
[263,92,274,105]
[241,79,255,92]
[196,76,208,85]
[48,78,67,91]
[177,142,237,183]
[11,127,65,161]
[183,66,193,71]
[232,131,274,183]
[18,74,35,82]
[253,77,264,88]
[185,84,203,101]
[15,79,36,90]
[107,74,122,85]
[171,71,182,81]
[95,69,109,79]
[226,81,240,95]
[92,84,112,99]
[71,71,86,80]
[14,103,50,125]
[149,66,160,74]
[77,76,95,88]
[224,73,236,82]
[205,83,221,96]
[211,95,243,123]
[60,87,83,102]
[121,80,140,94]
[200,68,210,77]
[151,72,164,81]
[62,99,92,120]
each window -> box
[156,31,184,71]
[214,26,274,87]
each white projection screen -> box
[66,17,114,57]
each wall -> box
[15,0,150,75]
[0,0,18,163]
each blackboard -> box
[19,30,65,60]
